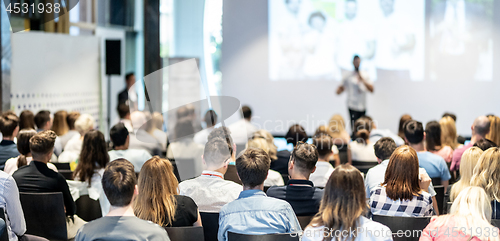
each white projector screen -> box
[222,0,500,136]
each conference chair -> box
[59,170,74,180]
[492,219,500,229]
[227,232,299,241]
[200,212,219,241]
[165,226,204,241]
[0,208,7,241]
[351,161,378,174]
[297,216,313,230]
[335,144,349,165]
[224,165,242,185]
[19,192,67,241]
[372,214,431,241]
[434,185,445,215]
[431,178,442,186]
[75,195,102,222]
[52,163,70,170]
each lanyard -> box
[201,173,223,179]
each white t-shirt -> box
[342,70,372,111]
[228,119,258,145]
[264,169,284,187]
[108,149,152,173]
[4,156,58,175]
[302,216,392,241]
[350,141,377,162]
[309,161,334,188]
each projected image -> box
[428,0,493,81]
[268,0,426,81]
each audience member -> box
[59,111,80,148]
[327,114,351,164]
[368,116,405,146]
[129,111,162,155]
[218,148,301,241]
[166,118,204,178]
[145,112,167,151]
[449,147,483,202]
[57,114,95,163]
[267,142,323,216]
[473,138,498,151]
[470,147,500,219]
[421,187,498,241]
[118,73,137,106]
[425,121,453,163]
[349,117,377,162]
[109,123,152,173]
[451,116,490,171]
[34,110,62,155]
[397,114,412,140]
[0,169,27,241]
[486,115,500,146]
[19,110,35,131]
[369,146,434,217]
[51,110,68,136]
[74,159,169,241]
[175,104,202,133]
[309,134,335,187]
[228,105,258,145]
[442,112,466,145]
[194,110,218,145]
[272,124,308,175]
[134,157,202,227]
[246,135,284,186]
[303,165,392,241]
[117,103,133,132]
[404,120,451,188]
[4,129,57,175]
[179,127,243,212]
[0,113,20,168]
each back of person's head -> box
[29,130,57,159]
[176,104,195,120]
[310,165,366,234]
[204,137,233,169]
[174,117,195,139]
[131,111,148,130]
[313,134,333,159]
[486,115,500,146]
[383,145,420,201]
[0,112,19,137]
[74,130,110,186]
[290,142,319,174]
[146,112,164,133]
[353,117,372,143]
[34,110,51,130]
[134,156,178,226]
[236,148,271,188]
[374,137,397,161]
[208,126,234,148]
[66,111,80,130]
[125,72,135,83]
[242,106,252,119]
[110,123,129,147]
[204,110,218,127]
[314,125,329,137]
[473,138,498,151]
[450,147,483,201]
[471,147,500,202]
[425,121,442,151]
[117,103,130,119]
[439,116,459,149]
[75,114,95,135]
[442,112,457,122]
[328,114,347,139]
[19,110,35,130]
[404,120,424,144]
[398,114,412,139]
[51,110,68,136]
[252,130,277,160]
[285,124,308,146]
[16,129,37,168]
[102,159,137,207]
[473,116,491,137]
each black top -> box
[271,150,291,175]
[118,88,128,104]
[493,200,500,219]
[12,161,76,216]
[266,179,323,216]
[165,195,198,227]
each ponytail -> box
[356,129,370,143]
[17,154,28,168]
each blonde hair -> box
[471,147,500,202]
[328,114,349,143]
[246,136,270,155]
[450,147,483,201]
[439,116,459,149]
[486,115,500,146]
[253,130,277,160]
[134,157,178,227]
[75,114,95,135]
[429,187,495,240]
[51,110,68,136]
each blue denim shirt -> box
[218,190,301,241]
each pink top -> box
[430,146,454,163]
[450,143,473,171]
[421,216,484,241]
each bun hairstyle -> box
[354,117,372,144]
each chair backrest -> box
[431,178,442,186]
[335,144,349,165]
[224,165,242,185]
[52,163,70,170]
[0,208,7,241]
[75,195,102,222]
[492,219,500,229]
[59,170,74,180]
[297,216,313,230]
[433,185,445,215]
[19,192,67,241]
[200,212,219,241]
[372,214,430,241]
[351,161,378,174]
[165,226,204,241]
[227,232,299,241]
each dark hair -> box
[73,130,110,186]
[308,11,326,26]
[242,106,252,119]
[16,129,37,168]
[398,114,412,139]
[383,146,420,201]
[117,103,130,119]
[236,148,271,188]
[208,126,234,149]
[204,110,218,127]
[102,159,137,207]
[110,123,129,147]
[174,118,195,139]
[29,130,57,158]
[66,111,80,130]
[374,137,397,161]
[313,134,333,158]
[353,55,360,60]
[473,138,498,151]
[0,113,19,137]
[34,110,51,130]
[204,137,233,167]
[442,112,457,122]
[354,117,372,143]
[125,72,135,81]
[291,143,319,173]
[285,124,308,146]
[425,121,442,151]
[176,105,195,120]
[19,110,35,130]
[404,120,424,144]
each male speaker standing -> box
[118,72,139,111]
[336,55,374,136]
